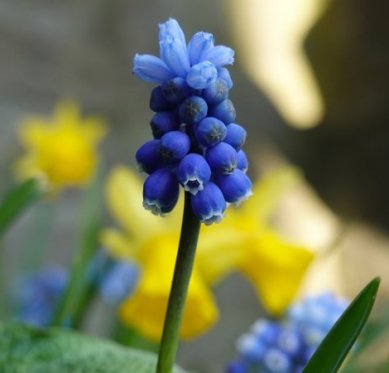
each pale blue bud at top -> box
[99,262,139,306]
[201,45,235,67]
[202,78,229,105]
[216,169,253,205]
[150,111,180,138]
[186,61,218,89]
[194,116,227,147]
[237,150,249,173]
[143,167,179,215]
[224,123,247,151]
[206,142,237,174]
[149,86,173,112]
[159,18,186,47]
[135,139,165,174]
[159,35,190,78]
[209,98,236,124]
[176,153,211,195]
[187,32,215,65]
[218,67,233,89]
[159,130,191,162]
[179,96,208,125]
[133,54,175,83]
[162,77,191,104]
[191,182,226,225]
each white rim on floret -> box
[201,211,224,225]
[143,199,166,216]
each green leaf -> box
[303,277,380,373]
[0,322,187,373]
[0,178,44,237]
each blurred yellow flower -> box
[15,100,106,189]
[101,166,314,342]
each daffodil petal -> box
[239,227,314,315]
[242,167,300,222]
[119,235,218,341]
[100,228,138,261]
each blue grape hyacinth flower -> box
[227,293,349,373]
[133,18,252,224]
[12,266,68,327]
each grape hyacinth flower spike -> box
[133,18,252,224]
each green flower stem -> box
[50,216,100,327]
[156,192,201,373]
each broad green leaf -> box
[0,178,44,236]
[303,277,380,373]
[0,322,187,373]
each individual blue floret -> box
[224,123,247,151]
[162,77,192,104]
[206,142,238,174]
[187,32,214,65]
[179,95,208,125]
[135,139,165,174]
[216,169,253,205]
[150,86,173,112]
[237,150,249,173]
[209,99,236,125]
[143,167,179,215]
[202,78,229,106]
[186,61,218,90]
[191,182,226,224]
[159,130,191,162]
[176,153,211,195]
[150,111,180,138]
[194,117,227,148]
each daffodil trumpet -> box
[156,192,201,373]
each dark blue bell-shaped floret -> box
[150,111,180,138]
[159,130,191,162]
[217,67,233,89]
[237,150,249,173]
[206,142,238,174]
[202,78,229,106]
[143,167,179,215]
[135,139,165,174]
[191,182,226,225]
[194,117,227,148]
[209,99,236,125]
[149,86,173,112]
[215,169,252,205]
[226,360,249,373]
[224,123,247,151]
[162,77,192,104]
[178,96,208,125]
[186,61,218,90]
[176,153,211,195]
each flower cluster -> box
[12,266,68,327]
[228,293,348,373]
[133,18,252,224]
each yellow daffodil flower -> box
[15,100,106,189]
[101,166,314,342]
